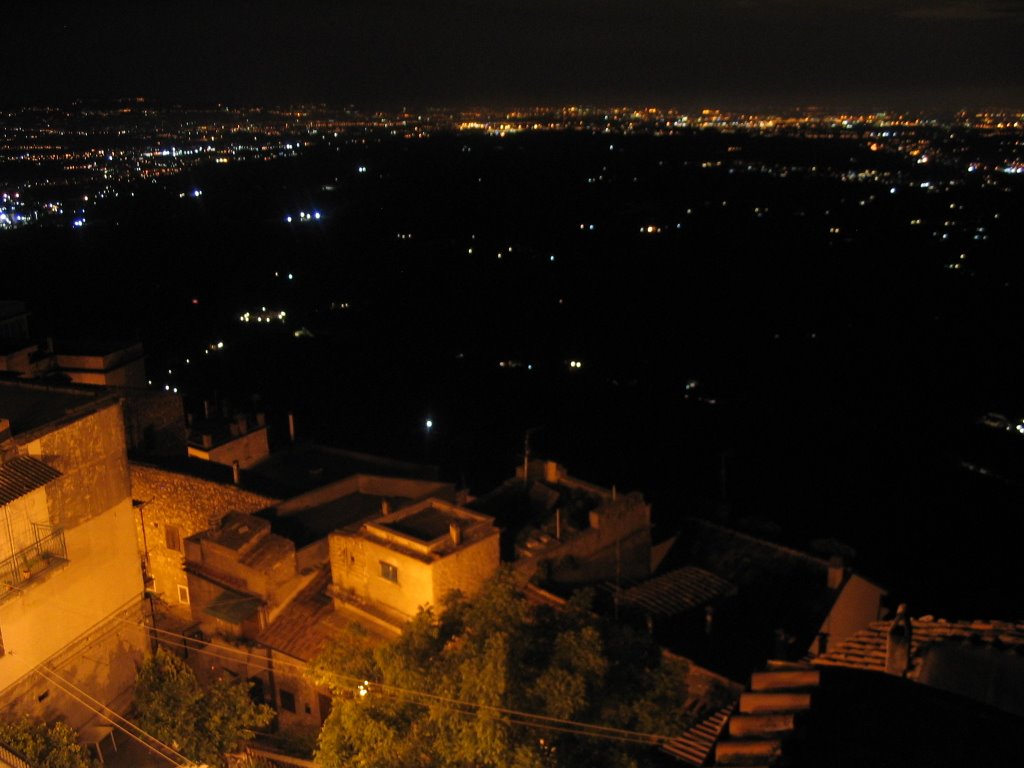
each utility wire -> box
[9,658,195,767]
[4,581,678,747]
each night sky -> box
[3,0,1022,110]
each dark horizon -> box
[3,1,1022,114]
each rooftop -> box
[814,616,1024,675]
[205,513,271,552]
[263,473,455,546]
[358,498,499,559]
[615,566,738,617]
[248,443,441,496]
[258,567,392,660]
[0,379,118,438]
[0,455,62,505]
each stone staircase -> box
[662,703,737,766]
[711,660,820,767]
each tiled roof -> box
[813,617,1024,674]
[618,566,737,617]
[259,568,392,661]
[0,455,61,505]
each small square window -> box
[177,584,190,604]
[165,525,181,552]
[280,689,296,713]
[379,561,398,583]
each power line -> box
[6,656,195,768]
[146,630,672,746]
[3,578,678,747]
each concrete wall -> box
[0,399,151,726]
[330,530,500,620]
[61,357,146,389]
[809,574,886,656]
[131,463,277,616]
[0,498,144,696]
[0,601,147,728]
[188,427,270,470]
[330,535,435,619]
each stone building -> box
[0,381,148,727]
[130,462,277,621]
[470,459,653,587]
[329,498,500,625]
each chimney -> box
[288,412,296,443]
[255,412,266,427]
[232,460,241,485]
[449,522,462,546]
[381,499,391,516]
[201,434,213,449]
[827,556,845,590]
[885,603,913,677]
[203,400,211,419]
[235,412,248,435]
[0,417,11,444]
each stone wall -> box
[119,389,187,457]
[28,401,130,530]
[130,463,277,613]
[432,535,500,603]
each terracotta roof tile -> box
[813,616,1024,674]
[0,455,61,505]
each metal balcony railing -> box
[0,527,68,597]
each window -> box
[379,561,398,583]
[177,584,190,604]
[279,689,296,713]
[165,525,181,552]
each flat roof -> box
[0,380,117,438]
[208,513,270,551]
[380,505,460,542]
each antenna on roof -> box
[523,426,543,485]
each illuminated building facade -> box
[0,381,148,726]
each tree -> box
[134,647,274,768]
[0,716,96,768]
[310,568,731,768]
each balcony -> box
[0,527,68,599]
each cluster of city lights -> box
[239,308,287,324]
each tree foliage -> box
[134,647,274,768]
[0,716,96,768]
[310,568,718,768]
